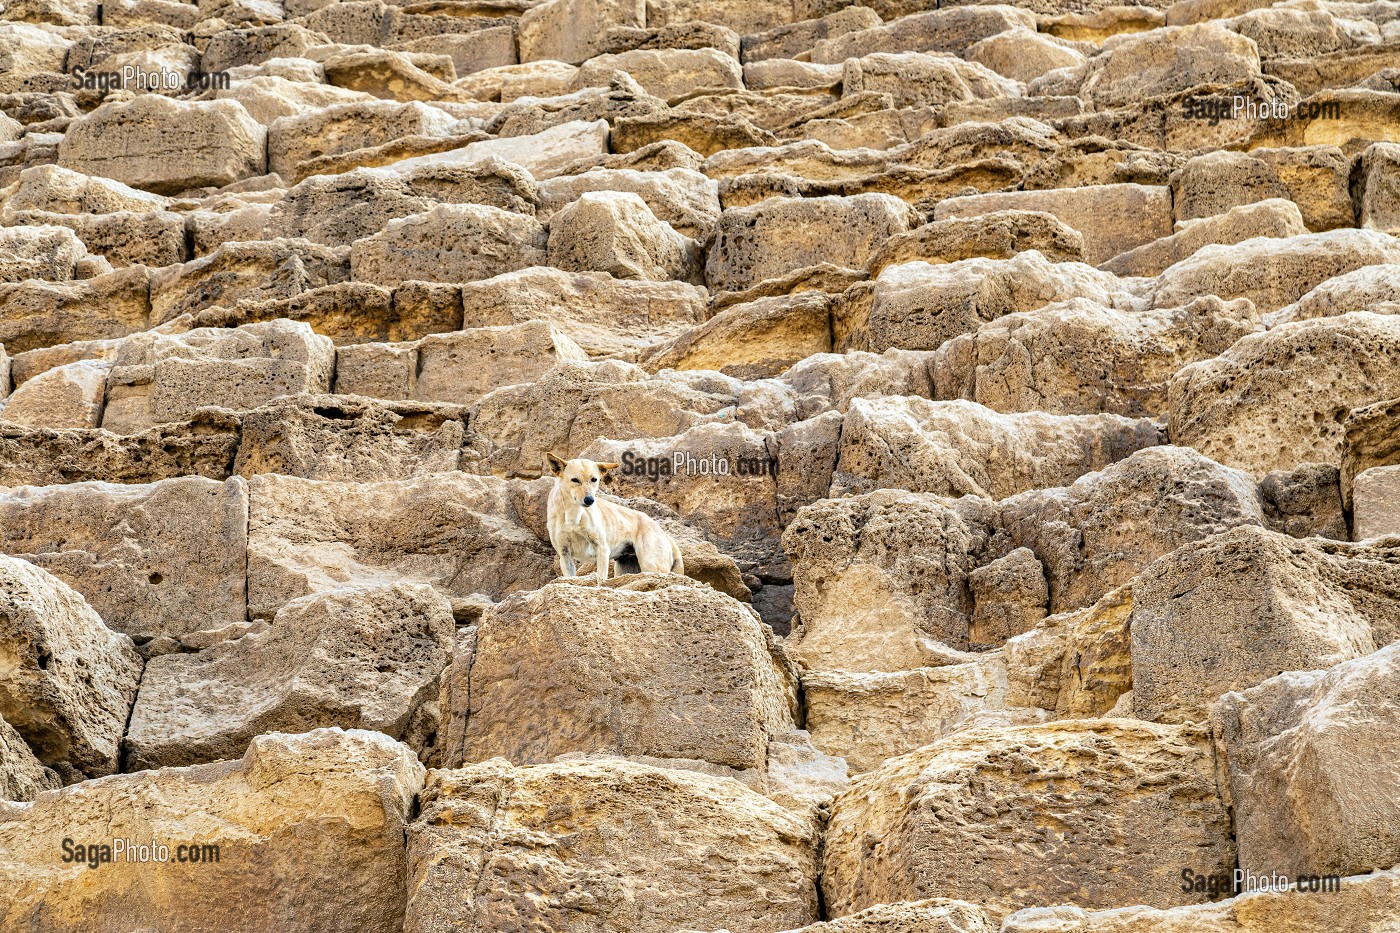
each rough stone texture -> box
[546,190,698,282]
[246,472,555,619]
[125,582,455,770]
[1355,465,1400,540]
[0,555,141,781]
[0,476,248,641]
[436,575,797,783]
[404,757,820,933]
[1213,640,1400,880]
[707,194,919,293]
[350,203,548,287]
[822,720,1234,919]
[1169,312,1400,476]
[58,96,267,194]
[997,446,1267,613]
[0,729,425,933]
[0,713,59,802]
[0,359,108,428]
[1132,525,1400,723]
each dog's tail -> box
[671,540,685,576]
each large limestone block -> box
[1152,229,1400,314]
[1267,263,1400,326]
[1102,198,1308,278]
[234,394,472,482]
[536,167,720,240]
[822,721,1234,919]
[246,472,555,619]
[0,415,240,488]
[1355,465,1400,540]
[809,6,1037,63]
[0,477,248,641]
[518,0,644,64]
[966,27,1087,83]
[832,396,1162,500]
[639,292,832,379]
[459,267,709,357]
[266,99,457,180]
[1169,146,1352,232]
[998,446,1267,613]
[0,556,140,781]
[0,729,424,933]
[351,203,548,288]
[1003,584,1135,719]
[1354,142,1400,234]
[1169,312,1400,476]
[1213,641,1400,880]
[404,757,820,933]
[0,267,152,355]
[436,576,797,780]
[784,491,983,670]
[546,191,699,283]
[935,184,1173,266]
[0,164,169,215]
[575,47,743,101]
[1076,22,1262,108]
[0,359,108,429]
[840,52,1021,109]
[0,23,70,95]
[1132,526,1399,723]
[866,210,1085,276]
[935,297,1260,417]
[126,582,455,771]
[382,119,610,181]
[148,239,350,324]
[58,96,267,195]
[850,252,1131,353]
[801,656,1027,774]
[102,320,335,433]
[0,714,58,802]
[334,321,587,406]
[741,7,882,64]
[0,224,89,284]
[706,194,919,293]
[1001,866,1400,932]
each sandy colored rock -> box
[102,320,335,433]
[934,296,1260,417]
[575,47,742,100]
[546,190,698,282]
[148,239,350,323]
[537,167,719,239]
[437,575,797,782]
[1213,640,1400,880]
[867,210,1085,276]
[1102,198,1308,278]
[458,266,709,357]
[518,0,645,64]
[246,471,555,619]
[1132,525,1399,723]
[1355,465,1400,540]
[234,394,473,482]
[849,252,1131,353]
[0,555,140,781]
[1003,584,1135,719]
[334,321,586,405]
[0,359,108,429]
[0,728,425,933]
[0,266,152,355]
[0,713,59,802]
[58,96,267,195]
[998,446,1267,613]
[1169,312,1400,476]
[639,292,832,378]
[404,756,819,933]
[935,184,1173,266]
[707,194,919,293]
[0,414,240,487]
[0,476,248,641]
[350,203,547,287]
[832,396,1162,500]
[125,582,455,770]
[822,720,1234,919]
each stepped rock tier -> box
[1,0,1399,930]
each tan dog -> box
[546,454,685,583]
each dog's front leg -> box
[594,543,611,584]
[560,550,577,578]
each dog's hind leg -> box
[560,551,577,578]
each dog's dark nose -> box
[583,496,594,507]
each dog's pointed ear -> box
[597,461,619,484]
[546,452,567,475]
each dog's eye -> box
[592,477,599,482]
[571,478,581,484]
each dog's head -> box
[546,454,618,508]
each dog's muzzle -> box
[583,496,595,507]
